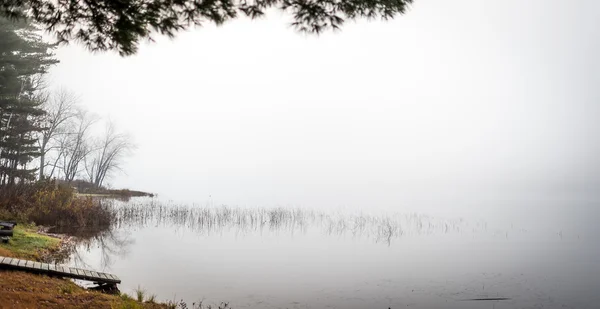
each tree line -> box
[0,17,133,188]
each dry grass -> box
[0,246,15,257]
[0,270,170,309]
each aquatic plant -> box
[107,199,473,245]
[170,300,232,309]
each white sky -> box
[47,0,600,212]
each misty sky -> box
[46,0,600,212]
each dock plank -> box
[0,256,120,285]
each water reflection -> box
[55,199,600,308]
[51,200,479,271]
[49,225,133,269]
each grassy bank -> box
[0,182,222,309]
[0,227,172,309]
[0,225,61,260]
[0,182,171,309]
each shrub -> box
[0,180,115,228]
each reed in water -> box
[108,199,474,245]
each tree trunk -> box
[39,153,45,180]
[38,136,49,180]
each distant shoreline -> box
[75,189,155,199]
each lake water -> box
[61,197,600,309]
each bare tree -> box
[85,121,134,188]
[46,126,70,179]
[60,110,97,182]
[37,88,77,180]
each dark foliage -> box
[0,17,58,184]
[0,0,413,55]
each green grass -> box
[118,292,160,309]
[58,282,75,294]
[0,225,60,260]
[135,286,146,302]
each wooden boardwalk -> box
[0,256,120,285]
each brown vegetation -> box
[0,270,169,309]
[0,246,14,257]
[0,181,114,228]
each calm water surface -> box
[61,198,600,309]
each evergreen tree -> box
[0,17,58,185]
[0,0,413,55]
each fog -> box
[47,0,600,216]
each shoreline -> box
[74,188,155,199]
[0,225,172,309]
[35,226,78,263]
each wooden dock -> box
[0,256,120,285]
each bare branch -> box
[37,88,79,180]
[86,121,135,188]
